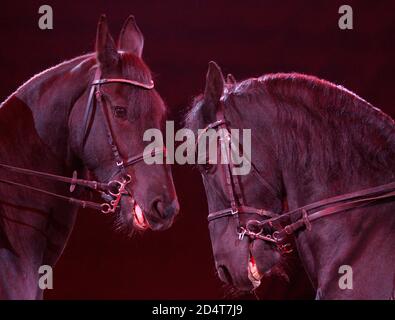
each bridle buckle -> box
[231,208,239,216]
[116,160,124,167]
[237,227,247,240]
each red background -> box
[0,0,394,299]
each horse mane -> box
[0,54,94,109]
[1,50,155,110]
[226,73,394,127]
[260,74,395,182]
[187,72,395,185]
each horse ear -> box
[226,73,236,85]
[117,15,144,57]
[204,61,224,106]
[96,15,119,71]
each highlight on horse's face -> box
[71,16,179,233]
[190,62,282,291]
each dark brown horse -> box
[0,15,179,299]
[186,61,395,299]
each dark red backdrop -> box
[1,0,394,299]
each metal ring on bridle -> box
[272,230,285,242]
[124,174,132,184]
[101,203,112,214]
[246,219,264,236]
[108,180,123,197]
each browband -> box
[92,78,155,90]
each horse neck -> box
[272,99,395,210]
[0,55,96,268]
[0,55,96,170]
[270,93,395,296]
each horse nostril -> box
[152,199,179,220]
[153,200,165,218]
[217,265,233,285]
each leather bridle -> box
[202,104,395,254]
[0,67,163,215]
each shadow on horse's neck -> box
[0,54,96,171]
[0,54,98,272]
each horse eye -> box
[113,106,127,119]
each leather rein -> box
[203,107,395,254]
[0,68,162,214]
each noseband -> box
[0,67,163,214]
[203,105,395,255]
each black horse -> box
[186,61,395,299]
[0,15,179,299]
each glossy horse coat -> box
[187,62,395,299]
[0,16,179,299]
